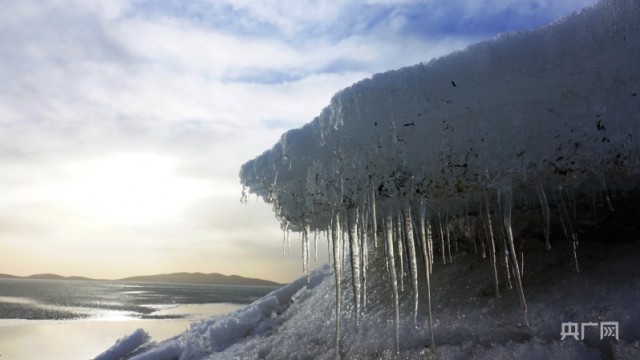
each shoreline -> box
[0,303,242,359]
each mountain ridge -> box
[0,272,282,286]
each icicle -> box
[495,192,513,291]
[483,196,500,298]
[418,199,436,351]
[520,239,525,276]
[403,203,419,328]
[348,207,362,327]
[480,228,487,259]
[384,211,400,355]
[371,182,378,247]
[342,222,348,268]
[555,188,580,273]
[283,221,290,255]
[359,204,369,310]
[302,224,310,275]
[428,222,434,274]
[395,212,405,292]
[534,177,552,250]
[314,229,318,263]
[600,174,615,212]
[426,218,434,273]
[327,227,332,266]
[437,211,446,264]
[445,213,453,263]
[331,212,342,359]
[240,186,249,204]
[500,187,528,321]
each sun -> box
[43,153,207,226]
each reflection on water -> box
[0,278,277,321]
[0,319,196,359]
[0,304,243,360]
[0,278,278,359]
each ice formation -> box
[240,0,640,356]
[95,328,150,360]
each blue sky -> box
[0,0,598,282]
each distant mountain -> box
[0,273,103,281]
[27,273,96,281]
[118,272,282,286]
[0,272,282,286]
[0,273,20,279]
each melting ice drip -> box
[241,0,640,357]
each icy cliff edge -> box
[240,0,640,230]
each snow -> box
[94,328,149,360]
[103,0,640,358]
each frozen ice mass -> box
[101,0,640,358]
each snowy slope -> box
[105,233,639,359]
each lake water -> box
[0,278,280,359]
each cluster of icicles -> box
[246,179,588,358]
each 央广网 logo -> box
[561,321,619,341]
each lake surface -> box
[0,278,280,359]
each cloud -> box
[0,0,600,281]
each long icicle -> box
[371,182,378,247]
[483,195,500,298]
[418,198,436,351]
[314,229,318,263]
[360,203,369,311]
[501,187,528,323]
[534,176,552,250]
[303,224,310,275]
[384,210,400,354]
[496,192,513,291]
[445,212,453,263]
[396,212,405,292]
[403,202,419,328]
[331,212,342,360]
[555,188,580,273]
[348,207,362,327]
[437,211,446,264]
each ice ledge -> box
[240,0,640,230]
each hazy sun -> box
[41,153,207,226]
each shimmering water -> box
[0,278,279,321]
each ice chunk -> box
[94,328,149,360]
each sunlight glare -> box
[42,153,208,226]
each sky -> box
[0,0,599,283]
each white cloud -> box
[0,0,600,281]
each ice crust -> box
[94,328,150,360]
[241,0,640,229]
